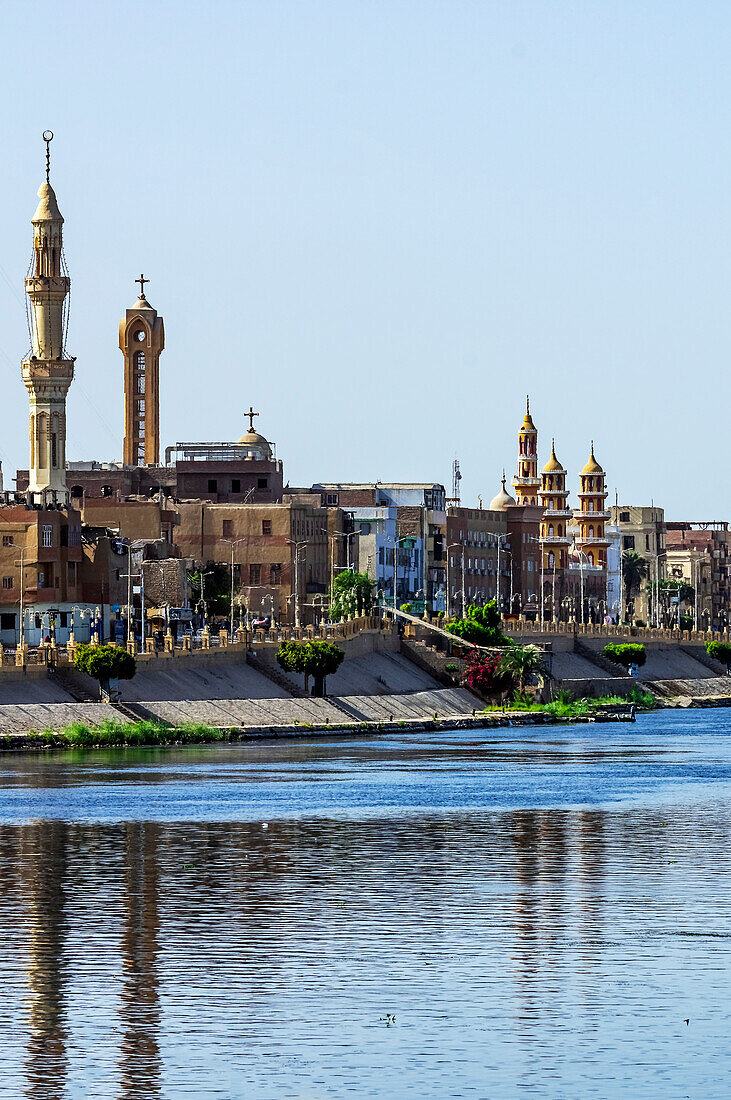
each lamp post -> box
[286,540,307,629]
[13,547,29,649]
[496,533,510,618]
[222,537,247,643]
[446,543,465,618]
[198,567,217,630]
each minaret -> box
[539,440,572,570]
[576,442,610,568]
[512,396,540,506]
[21,132,74,504]
[120,275,164,466]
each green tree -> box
[602,642,646,671]
[189,562,231,621]
[707,640,731,674]
[446,601,507,646]
[622,551,648,615]
[497,644,546,693]
[276,639,344,696]
[329,570,375,621]
[74,644,136,700]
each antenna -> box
[451,458,462,503]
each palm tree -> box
[499,644,546,693]
[622,550,648,617]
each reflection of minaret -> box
[22,132,75,505]
[22,821,68,1098]
[120,276,164,467]
[119,822,161,1097]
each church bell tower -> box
[120,275,164,466]
[21,132,75,504]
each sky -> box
[0,1,728,518]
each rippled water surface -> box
[0,709,729,1098]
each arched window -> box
[587,552,595,565]
[134,350,146,374]
[588,501,594,512]
[548,551,555,568]
[589,525,594,539]
[548,524,554,537]
[558,524,563,536]
[70,485,83,499]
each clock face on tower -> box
[134,329,145,342]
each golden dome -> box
[542,440,564,473]
[581,442,604,476]
[236,429,272,459]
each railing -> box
[504,619,731,644]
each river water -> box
[0,710,729,1099]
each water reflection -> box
[0,720,728,1097]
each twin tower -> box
[22,134,164,505]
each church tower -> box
[21,132,74,504]
[576,443,610,568]
[512,397,540,506]
[539,440,572,571]
[120,275,164,466]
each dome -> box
[489,474,517,511]
[542,440,564,473]
[581,442,604,476]
[32,181,63,224]
[237,429,272,460]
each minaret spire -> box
[21,132,74,504]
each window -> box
[326,493,338,506]
[2,577,12,590]
[262,520,272,536]
[42,525,53,548]
[101,485,113,497]
[360,523,371,535]
[270,563,282,585]
[231,479,241,493]
[68,562,76,585]
[37,571,45,589]
[51,433,57,468]
[646,534,651,550]
[134,349,146,371]
[258,477,268,490]
[137,374,146,394]
[222,520,233,538]
[208,479,217,493]
[623,535,635,550]
[2,536,13,547]
[249,564,261,585]
[60,613,68,629]
[0,613,15,631]
[619,511,630,523]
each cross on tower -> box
[245,406,259,432]
[135,273,148,296]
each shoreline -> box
[0,710,638,753]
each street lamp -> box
[222,537,247,643]
[446,543,465,618]
[286,539,308,628]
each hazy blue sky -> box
[0,1,728,516]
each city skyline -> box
[1,2,729,517]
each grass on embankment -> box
[483,688,659,719]
[20,719,233,748]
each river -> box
[0,709,729,1098]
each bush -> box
[707,641,731,675]
[462,652,511,697]
[602,643,646,671]
[400,602,413,614]
[446,601,507,646]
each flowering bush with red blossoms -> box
[461,651,511,697]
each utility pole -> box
[286,540,307,628]
[14,546,27,648]
[222,537,247,642]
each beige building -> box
[666,523,731,630]
[609,505,666,624]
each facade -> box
[175,500,331,626]
[445,507,509,615]
[352,507,424,607]
[22,137,74,505]
[121,277,164,466]
[609,505,666,624]
[311,483,447,611]
[666,523,731,630]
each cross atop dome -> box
[245,406,259,433]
